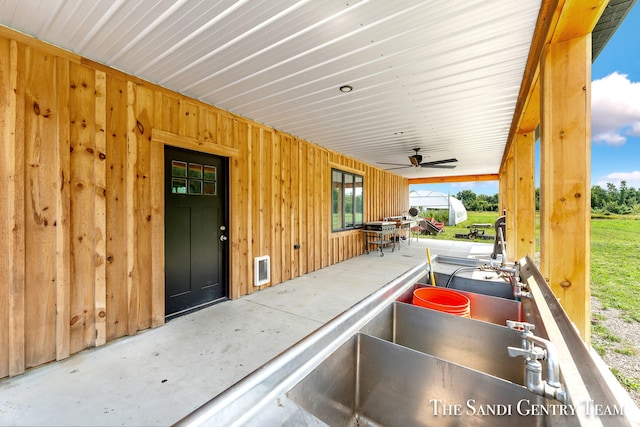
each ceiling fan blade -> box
[419,158,458,167]
[420,164,457,169]
[383,166,412,170]
[377,162,412,167]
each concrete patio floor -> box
[0,238,494,426]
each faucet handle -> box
[507,346,529,358]
[507,320,535,334]
[508,345,545,361]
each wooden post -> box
[514,131,536,260]
[540,36,591,342]
[498,169,506,216]
[504,145,516,262]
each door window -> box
[171,160,217,196]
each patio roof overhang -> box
[0,0,632,183]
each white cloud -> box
[596,171,640,188]
[591,72,640,146]
[593,133,627,146]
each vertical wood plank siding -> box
[24,46,58,367]
[105,75,129,340]
[0,38,10,379]
[0,29,409,377]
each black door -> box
[165,146,228,318]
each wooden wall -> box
[0,27,409,378]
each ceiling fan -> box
[378,148,458,170]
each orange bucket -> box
[413,287,471,317]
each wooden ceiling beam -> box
[500,0,608,173]
[500,0,558,172]
[552,0,610,43]
[408,174,498,185]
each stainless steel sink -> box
[396,283,523,326]
[431,270,516,299]
[286,288,571,426]
[360,301,525,384]
[287,333,571,427]
[177,257,637,427]
[427,254,519,300]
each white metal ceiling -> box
[0,0,542,179]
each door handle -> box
[220,235,228,241]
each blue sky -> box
[413,3,640,197]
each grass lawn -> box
[590,216,640,394]
[591,216,640,322]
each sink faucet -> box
[485,260,531,299]
[506,321,567,403]
[498,227,507,267]
[506,269,531,299]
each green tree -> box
[591,185,607,210]
[456,190,477,210]
[590,182,640,214]
[619,181,628,205]
[477,194,498,211]
[606,183,619,203]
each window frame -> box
[170,160,217,196]
[331,168,364,232]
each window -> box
[332,169,364,231]
[171,160,217,196]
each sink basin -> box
[287,333,571,427]
[396,283,523,326]
[360,302,526,384]
[431,270,516,299]
[428,255,518,300]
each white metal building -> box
[409,190,468,225]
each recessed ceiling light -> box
[339,85,353,93]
